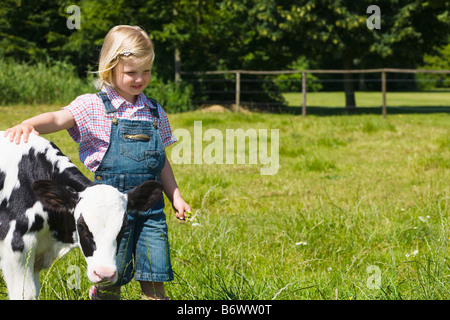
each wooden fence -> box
[181,68,450,118]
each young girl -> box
[4,25,190,300]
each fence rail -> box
[181,68,450,118]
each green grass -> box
[0,104,449,300]
[284,91,450,107]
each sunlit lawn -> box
[283,91,450,108]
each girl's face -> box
[113,58,151,104]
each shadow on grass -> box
[282,105,450,116]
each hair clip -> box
[121,51,133,57]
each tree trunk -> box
[343,55,356,109]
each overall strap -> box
[97,91,116,114]
[148,98,160,119]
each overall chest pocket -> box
[118,127,166,170]
[119,128,154,161]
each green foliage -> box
[280,0,449,106]
[1,0,449,74]
[0,60,193,112]
[274,56,322,92]
[145,76,194,113]
[0,0,67,62]
[283,0,450,68]
[0,0,449,108]
[416,43,450,90]
[0,59,94,105]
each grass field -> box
[0,95,449,300]
[284,91,450,108]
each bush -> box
[0,60,193,112]
[416,44,450,91]
[274,56,322,93]
[144,76,194,113]
[0,59,94,105]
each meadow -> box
[0,97,449,300]
[284,91,450,108]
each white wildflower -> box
[418,215,431,222]
[406,250,419,258]
[185,209,201,226]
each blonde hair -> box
[94,25,155,89]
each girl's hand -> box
[4,124,40,144]
[172,196,191,221]
[3,110,75,145]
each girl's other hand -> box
[173,197,191,221]
[4,124,40,144]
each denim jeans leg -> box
[115,215,136,286]
[134,211,173,283]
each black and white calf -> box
[0,133,162,299]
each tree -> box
[150,0,305,107]
[282,0,450,108]
[1,0,448,109]
[417,41,450,90]
[0,0,68,62]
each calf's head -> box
[32,180,163,284]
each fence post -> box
[173,8,181,84]
[302,71,307,117]
[381,71,387,118]
[235,71,240,112]
[174,48,181,84]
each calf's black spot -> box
[77,215,96,257]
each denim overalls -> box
[94,91,173,285]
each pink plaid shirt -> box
[63,86,177,172]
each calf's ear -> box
[127,180,163,212]
[32,180,79,213]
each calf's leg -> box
[1,239,39,299]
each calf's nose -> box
[93,267,117,283]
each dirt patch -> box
[200,104,231,113]
[199,104,252,114]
